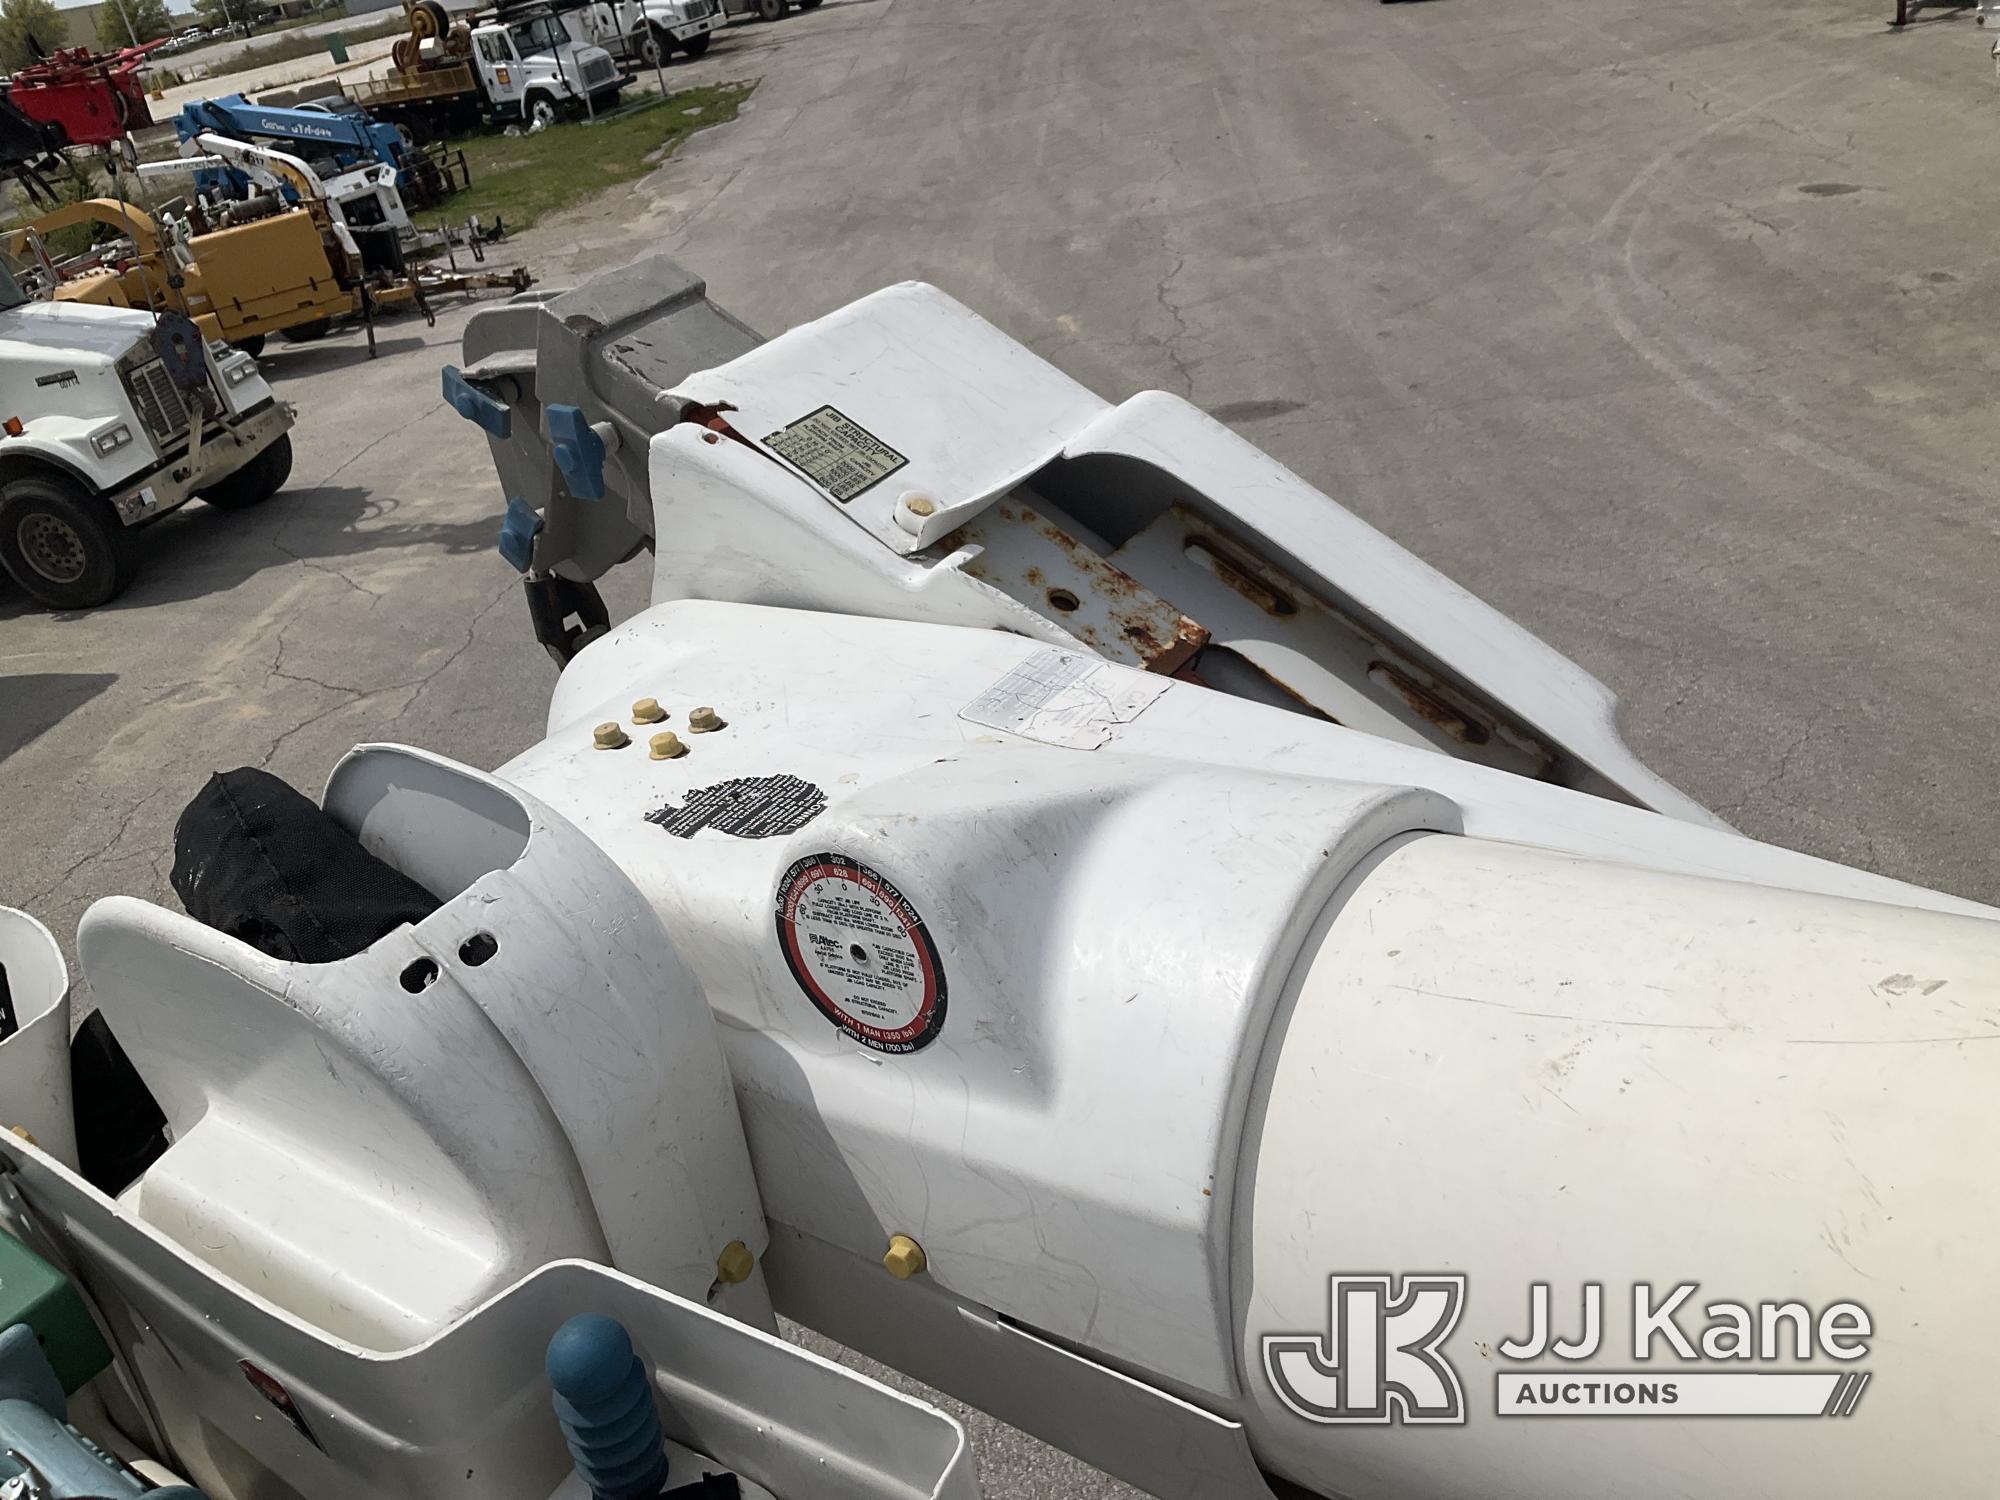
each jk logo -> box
[1262,1274,1468,1425]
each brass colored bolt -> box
[593,722,630,750]
[883,1233,927,1281]
[906,495,936,517]
[7,1126,34,1147]
[631,697,666,724]
[649,731,687,760]
[715,1240,755,1285]
[687,705,724,734]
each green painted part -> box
[0,1230,111,1395]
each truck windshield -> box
[506,16,567,56]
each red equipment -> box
[6,42,165,148]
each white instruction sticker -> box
[959,646,1171,750]
[761,405,909,502]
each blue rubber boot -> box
[546,1314,669,1500]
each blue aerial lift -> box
[173,94,464,208]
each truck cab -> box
[469,10,624,127]
[576,0,723,66]
[0,263,294,610]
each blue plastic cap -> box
[498,497,543,573]
[442,365,512,440]
[547,1314,637,1405]
[546,404,607,502]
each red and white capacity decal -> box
[775,853,947,1054]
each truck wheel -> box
[231,334,267,357]
[756,0,785,19]
[680,31,712,55]
[796,0,821,8]
[0,475,133,611]
[200,434,293,512]
[526,92,560,129]
[278,318,332,343]
[639,24,670,65]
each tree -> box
[0,0,67,71]
[96,0,174,49]
[192,0,238,33]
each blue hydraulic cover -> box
[175,94,415,202]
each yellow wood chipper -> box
[3,136,528,356]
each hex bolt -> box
[649,731,687,760]
[687,706,724,734]
[714,1241,755,1285]
[593,722,630,750]
[631,697,666,724]
[883,1233,927,1280]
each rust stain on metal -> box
[677,400,761,456]
[1136,614,1207,676]
[1033,512,1146,600]
[1368,661,1490,745]
[1185,536,1297,617]
[945,503,1210,674]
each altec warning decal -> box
[775,853,947,1054]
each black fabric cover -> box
[170,768,440,964]
[70,1011,168,1197]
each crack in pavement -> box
[10,785,172,911]
[1150,242,1196,398]
[253,576,519,771]
[315,398,448,491]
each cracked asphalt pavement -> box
[3,0,1998,1494]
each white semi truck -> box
[0,267,292,610]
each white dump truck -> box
[0,268,292,611]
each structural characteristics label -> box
[775,853,947,1053]
[761,405,909,502]
[959,646,1172,749]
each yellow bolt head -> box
[649,731,686,760]
[688,705,724,733]
[592,722,629,750]
[715,1240,754,1285]
[883,1233,927,1280]
[631,697,666,724]
[906,495,936,517]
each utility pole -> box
[107,0,141,46]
